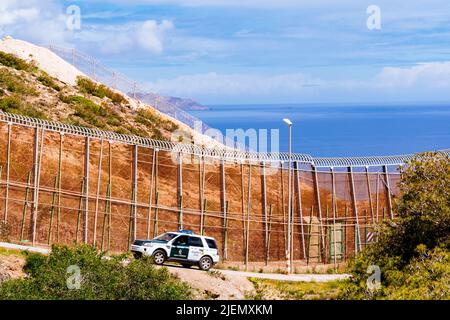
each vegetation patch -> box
[60,95,123,130]
[0,69,38,96]
[339,152,450,300]
[0,51,36,72]
[76,77,127,105]
[0,96,47,119]
[0,244,192,300]
[37,71,61,92]
[135,107,180,139]
[249,278,343,300]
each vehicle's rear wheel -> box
[152,250,166,265]
[181,263,192,268]
[198,256,213,271]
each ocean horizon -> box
[189,103,450,157]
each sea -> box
[188,103,450,157]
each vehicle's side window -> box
[188,236,204,247]
[173,235,188,246]
[205,239,217,249]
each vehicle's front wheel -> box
[152,250,166,265]
[133,252,142,259]
[198,256,213,271]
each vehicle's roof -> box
[167,231,215,240]
[136,232,216,241]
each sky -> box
[2,0,450,105]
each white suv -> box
[131,231,220,271]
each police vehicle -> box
[131,230,219,271]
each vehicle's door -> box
[170,235,189,259]
[187,236,205,261]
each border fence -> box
[47,45,210,133]
[1,111,448,268]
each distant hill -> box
[135,92,209,111]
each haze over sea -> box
[189,103,450,157]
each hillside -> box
[0,37,191,141]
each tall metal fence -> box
[47,45,210,133]
[2,111,447,268]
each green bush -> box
[37,72,61,91]
[135,108,180,138]
[0,51,36,72]
[0,244,191,300]
[339,152,450,300]
[76,77,127,105]
[0,96,47,119]
[61,95,124,130]
[0,69,38,95]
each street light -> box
[283,118,293,274]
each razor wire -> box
[1,111,448,168]
[46,45,212,133]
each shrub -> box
[0,96,47,119]
[76,77,127,105]
[61,95,124,130]
[0,51,36,72]
[37,72,61,91]
[339,152,450,300]
[0,69,38,95]
[0,244,191,300]
[136,107,180,138]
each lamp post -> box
[283,118,293,274]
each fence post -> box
[220,159,227,260]
[245,163,252,270]
[375,172,380,222]
[266,204,273,265]
[93,139,104,247]
[331,167,337,270]
[76,179,85,243]
[31,127,44,245]
[48,177,58,244]
[348,166,362,252]
[295,161,307,260]
[383,165,394,219]
[280,162,287,252]
[84,137,90,244]
[261,161,268,264]
[3,123,11,222]
[56,133,64,242]
[132,145,138,241]
[365,166,375,224]
[147,149,156,239]
[177,152,183,230]
[312,165,325,262]
[101,183,110,252]
[199,156,205,235]
[153,192,159,237]
[72,48,76,67]
[153,150,159,237]
[20,172,32,241]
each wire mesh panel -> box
[0,115,431,265]
[224,161,246,262]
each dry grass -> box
[249,278,344,300]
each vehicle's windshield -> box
[154,233,178,242]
